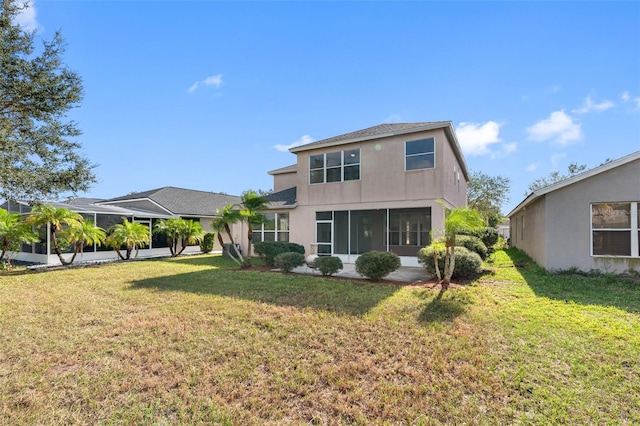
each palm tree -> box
[153,217,182,256]
[437,205,485,291]
[175,219,205,257]
[0,208,38,264]
[240,190,269,267]
[106,219,150,260]
[27,205,83,265]
[61,220,106,264]
[213,203,244,265]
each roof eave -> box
[289,122,451,153]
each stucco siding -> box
[273,172,297,192]
[511,157,640,273]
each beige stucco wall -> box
[510,196,547,268]
[273,171,297,192]
[512,158,640,273]
[295,127,467,208]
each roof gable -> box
[98,186,241,217]
[507,150,640,217]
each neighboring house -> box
[507,151,640,273]
[497,220,510,240]
[260,122,470,266]
[3,187,241,265]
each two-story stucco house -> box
[255,122,470,266]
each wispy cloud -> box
[455,121,503,156]
[620,91,640,111]
[526,110,582,145]
[525,163,538,172]
[188,74,223,93]
[274,135,314,152]
[572,96,615,115]
[14,0,39,32]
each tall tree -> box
[27,204,83,265]
[467,171,510,227]
[0,207,38,263]
[526,163,587,195]
[0,0,95,202]
[105,218,150,260]
[240,190,268,267]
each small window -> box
[405,138,435,171]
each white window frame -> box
[590,202,640,258]
[309,149,361,185]
[315,211,333,255]
[252,212,290,243]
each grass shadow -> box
[128,259,400,316]
[417,288,472,323]
[505,248,640,313]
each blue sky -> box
[17,1,640,213]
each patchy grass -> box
[1,250,639,424]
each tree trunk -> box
[50,228,71,265]
[218,232,241,266]
[114,247,125,260]
[176,239,187,256]
[223,223,244,263]
[433,251,442,282]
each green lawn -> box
[1,249,638,425]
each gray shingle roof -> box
[264,186,296,208]
[268,164,297,175]
[98,186,241,217]
[290,122,450,152]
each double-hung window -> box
[309,149,360,184]
[591,202,639,257]
[405,138,435,171]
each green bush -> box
[254,241,305,266]
[355,251,401,281]
[200,232,215,253]
[456,235,488,259]
[460,227,499,254]
[274,251,305,273]
[313,256,343,276]
[418,245,482,278]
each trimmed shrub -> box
[254,241,305,266]
[355,251,401,281]
[274,251,305,273]
[313,256,343,276]
[418,245,482,278]
[200,232,215,253]
[456,235,488,259]
[459,227,499,254]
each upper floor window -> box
[309,149,360,184]
[405,138,435,171]
[591,202,639,257]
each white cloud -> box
[620,91,640,110]
[188,74,223,93]
[274,135,314,152]
[14,0,39,32]
[572,96,615,114]
[526,110,582,145]
[455,121,502,156]
[525,163,538,172]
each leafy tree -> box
[240,190,269,267]
[0,0,96,201]
[61,219,105,264]
[212,203,244,265]
[467,171,510,227]
[106,218,150,260]
[153,217,204,257]
[0,207,37,263]
[526,163,587,195]
[431,205,485,291]
[27,205,83,265]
